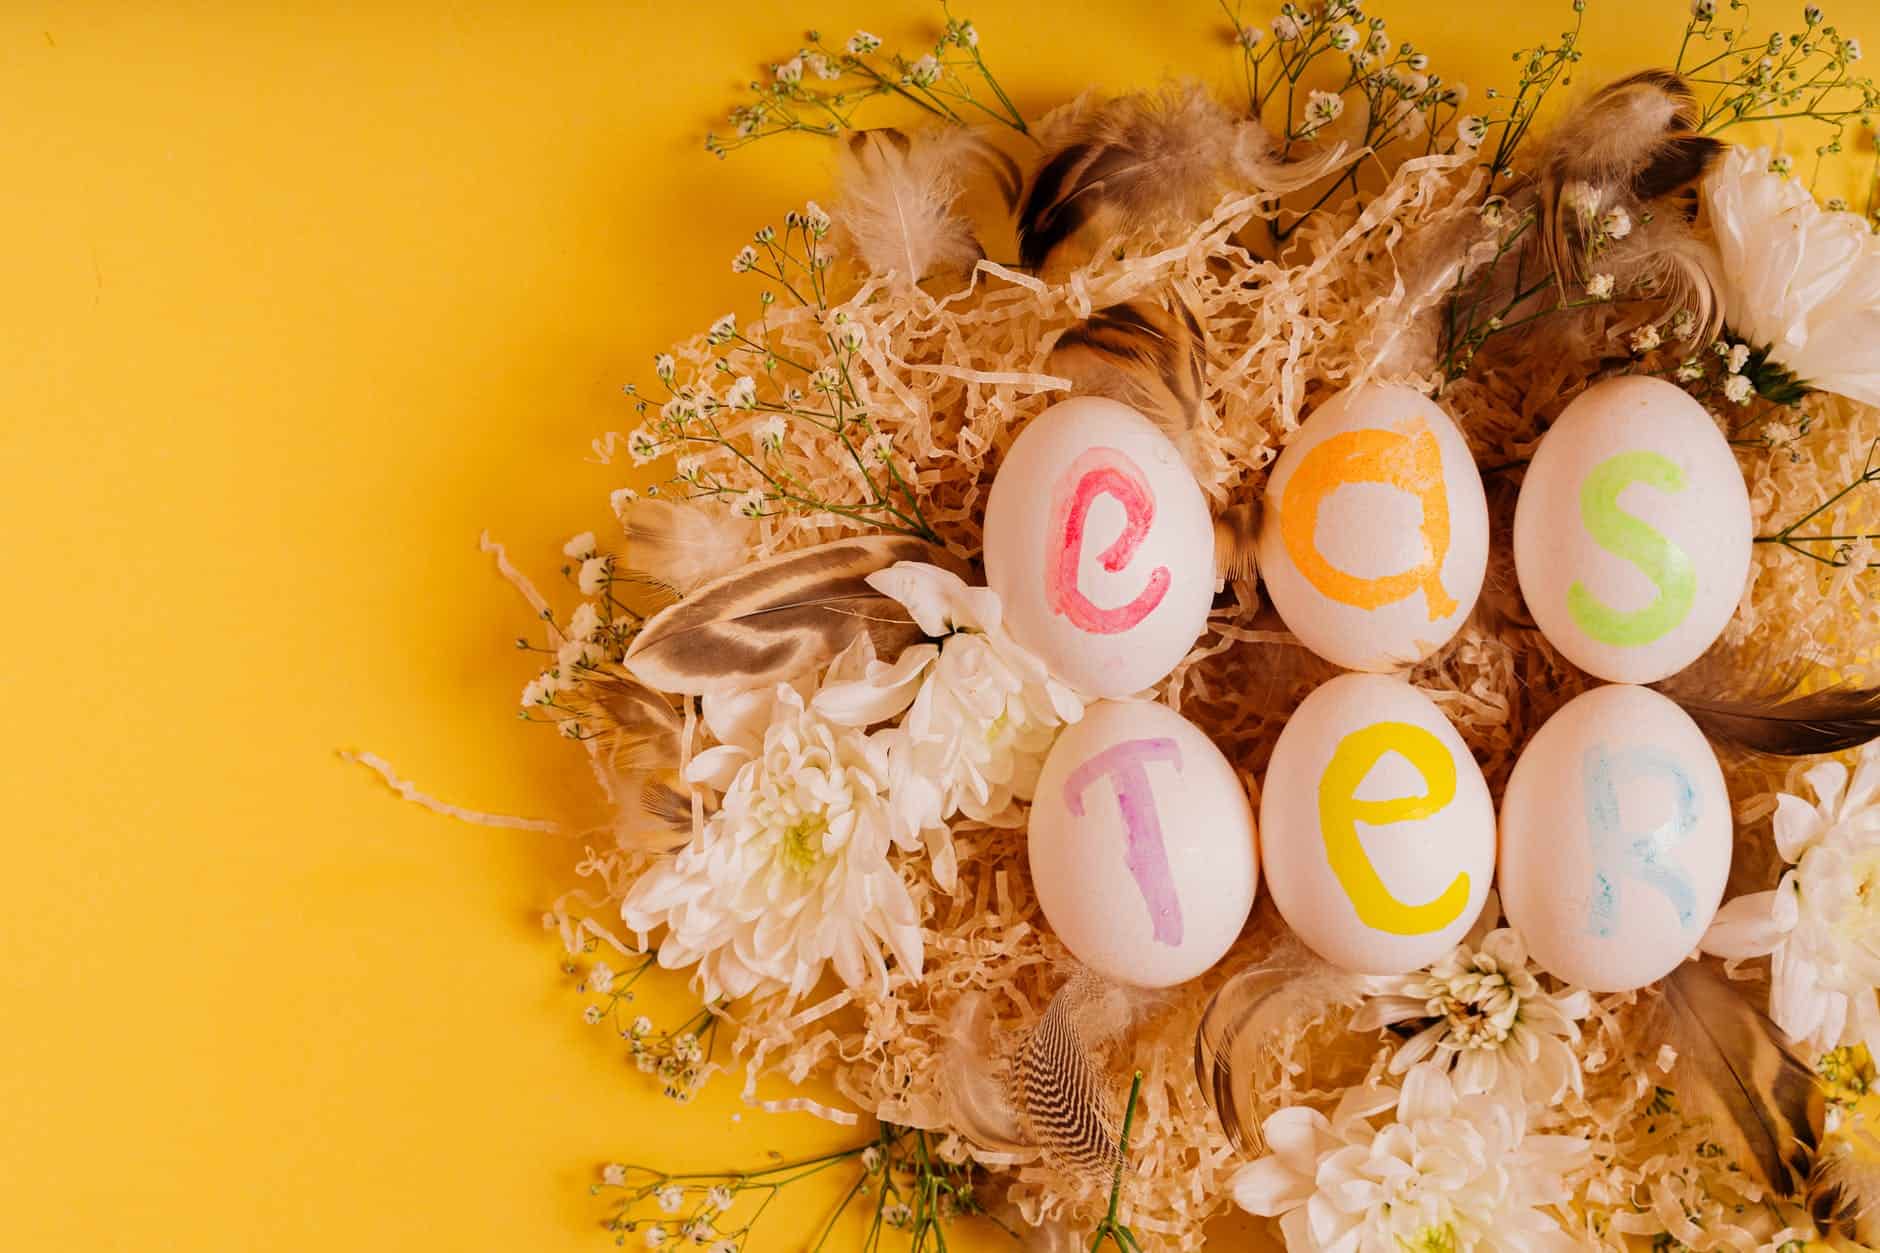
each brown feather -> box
[1656,654,1880,757]
[1213,501,1260,584]
[1537,69,1723,323]
[1044,284,1211,453]
[836,127,1012,286]
[623,535,964,695]
[1655,962,1823,1202]
[587,673,682,771]
[1019,84,1343,272]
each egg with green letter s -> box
[1512,375,1752,684]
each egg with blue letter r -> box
[1258,673,1496,974]
[1028,699,1258,988]
[1513,375,1751,684]
[1498,684,1732,993]
[1256,384,1489,672]
[983,397,1215,698]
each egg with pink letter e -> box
[983,397,1215,698]
[1028,699,1259,988]
[1497,684,1732,993]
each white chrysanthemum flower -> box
[622,683,919,1002]
[1702,740,1880,1057]
[813,563,1083,892]
[1704,144,1880,405]
[1351,907,1594,1105]
[1231,1065,1591,1252]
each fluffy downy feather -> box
[940,968,1152,1180]
[1019,84,1346,272]
[619,497,753,595]
[834,127,1015,287]
[1194,937,1366,1154]
[1536,69,1724,336]
[1653,962,1828,1209]
[580,672,691,850]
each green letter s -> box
[1566,451,1695,647]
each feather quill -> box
[619,497,753,595]
[1194,939,1365,1154]
[835,128,1014,287]
[1043,283,1212,456]
[1655,655,1880,756]
[623,534,962,695]
[1019,84,1345,272]
[1654,962,1825,1205]
[941,969,1150,1180]
[1536,69,1724,335]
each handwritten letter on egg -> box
[1280,420,1455,620]
[1581,744,1700,937]
[1064,738,1184,946]
[1045,447,1170,634]
[1316,722,1469,935]
[1568,451,1696,647]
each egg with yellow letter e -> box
[1028,699,1259,988]
[1256,384,1489,673]
[1498,684,1732,993]
[983,397,1216,699]
[1258,674,1496,975]
[1513,375,1752,684]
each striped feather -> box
[1044,285,1211,450]
[623,535,963,695]
[1012,969,1138,1178]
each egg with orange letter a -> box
[1259,673,1496,974]
[983,397,1216,698]
[1028,699,1259,988]
[1256,385,1489,672]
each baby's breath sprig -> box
[1754,436,1880,567]
[616,210,941,544]
[570,948,722,1102]
[1477,6,1587,189]
[596,1123,1009,1252]
[705,6,1026,157]
[1677,1,1879,186]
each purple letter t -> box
[1063,737,1185,946]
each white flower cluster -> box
[622,562,1082,1002]
[1703,740,1880,1058]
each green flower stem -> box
[1087,1072,1145,1253]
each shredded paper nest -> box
[540,141,1880,1248]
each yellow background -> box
[2,2,1874,1250]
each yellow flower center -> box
[1402,1224,1459,1252]
[779,814,829,874]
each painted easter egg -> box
[1256,384,1489,672]
[1513,375,1751,684]
[983,397,1215,698]
[1028,699,1258,988]
[1498,684,1732,993]
[1259,673,1496,974]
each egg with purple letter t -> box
[1027,700,1259,988]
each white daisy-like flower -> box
[1704,144,1880,405]
[730,246,757,274]
[706,313,737,344]
[563,531,597,559]
[642,1225,668,1248]
[1726,342,1752,374]
[568,602,602,642]
[813,563,1084,891]
[610,486,638,515]
[627,425,661,466]
[621,679,920,1002]
[724,376,757,410]
[772,56,803,85]
[601,1163,628,1187]
[803,201,832,235]
[1585,272,1615,300]
[730,489,765,519]
[1723,373,1754,403]
[1232,1064,1590,1252]
[1702,739,1880,1057]
[1328,22,1357,50]
[1599,207,1633,240]
[752,415,786,448]
[588,961,615,994]
[656,1185,684,1213]
[1272,14,1304,41]
[1455,114,1487,149]
[1351,906,1594,1105]
[1629,324,1662,355]
[846,30,880,55]
[705,1185,734,1211]
[905,55,940,87]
